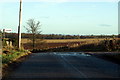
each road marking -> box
[60,55,88,78]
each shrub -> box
[100,39,120,51]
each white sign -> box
[5,29,12,32]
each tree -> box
[24,19,42,50]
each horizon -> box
[0,0,119,35]
[2,32,119,36]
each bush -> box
[100,39,120,51]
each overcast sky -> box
[0,0,119,35]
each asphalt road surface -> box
[3,52,120,80]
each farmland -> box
[22,38,100,49]
[22,38,105,43]
[21,38,120,51]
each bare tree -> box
[24,19,42,50]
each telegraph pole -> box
[18,0,22,49]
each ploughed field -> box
[22,38,105,50]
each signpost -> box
[2,29,12,39]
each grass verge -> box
[2,48,31,77]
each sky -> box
[0,0,119,35]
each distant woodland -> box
[4,33,119,39]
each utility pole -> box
[118,0,120,66]
[18,0,22,49]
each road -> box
[3,52,120,80]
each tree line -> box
[4,33,119,39]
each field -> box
[21,38,114,51]
[21,38,106,43]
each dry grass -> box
[21,38,107,44]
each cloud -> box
[99,24,112,27]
